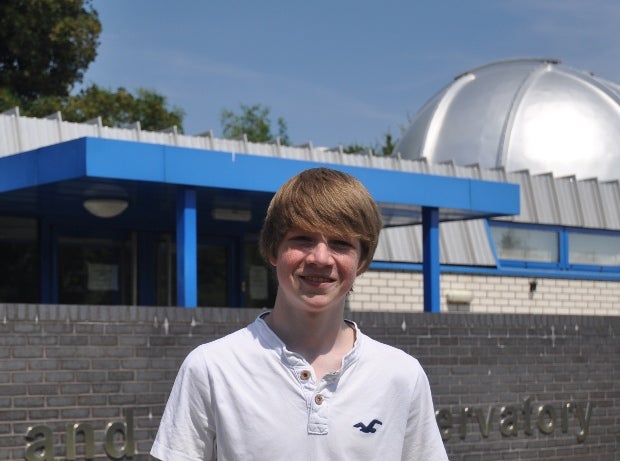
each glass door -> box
[57,235,133,305]
[0,216,39,302]
[155,235,233,307]
[243,239,277,309]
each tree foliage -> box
[342,131,397,156]
[342,143,368,154]
[1,84,184,132]
[0,0,401,147]
[0,0,101,101]
[378,131,396,156]
[24,85,185,131]
[0,0,184,131]
[221,103,290,145]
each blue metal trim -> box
[461,265,620,280]
[176,188,197,308]
[567,263,620,273]
[558,228,569,269]
[369,261,620,281]
[370,261,424,271]
[499,260,560,270]
[483,219,501,268]
[422,207,440,313]
[1,137,520,220]
[0,138,87,192]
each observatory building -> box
[0,58,618,315]
[1,58,618,461]
[395,58,620,181]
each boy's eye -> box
[330,239,358,252]
[286,233,358,252]
[289,235,313,245]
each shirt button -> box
[314,394,324,405]
[300,370,311,380]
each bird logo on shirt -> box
[353,419,383,433]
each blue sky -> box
[82,0,620,148]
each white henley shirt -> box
[151,314,448,461]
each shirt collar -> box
[253,312,363,374]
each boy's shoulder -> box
[358,330,422,369]
[185,321,258,363]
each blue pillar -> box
[422,206,440,313]
[176,188,197,307]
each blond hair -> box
[259,168,382,274]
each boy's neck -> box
[265,306,355,379]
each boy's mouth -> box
[301,275,334,284]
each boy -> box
[151,167,448,460]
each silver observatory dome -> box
[394,58,620,181]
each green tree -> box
[0,0,184,131]
[342,143,368,154]
[341,131,398,156]
[0,0,101,101]
[26,85,185,131]
[221,103,290,144]
[341,134,393,156]
[377,131,396,156]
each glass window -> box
[243,240,277,309]
[569,232,620,266]
[0,216,38,302]
[155,235,175,306]
[198,243,229,306]
[155,237,230,307]
[490,225,558,262]
[57,236,132,305]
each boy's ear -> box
[356,255,368,276]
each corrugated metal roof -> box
[600,181,620,229]
[555,176,582,226]
[1,109,619,268]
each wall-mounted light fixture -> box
[446,290,474,313]
[529,279,538,299]
[83,198,129,218]
[446,290,474,304]
[211,208,252,222]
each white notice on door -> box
[87,263,119,291]
[249,265,268,300]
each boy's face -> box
[271,228,361,314]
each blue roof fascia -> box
[348,168,520,217]
[1,137,519,218]
[0,137,87,192]
[88,137,519,217]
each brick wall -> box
[1,304,618,460]
[350,271,620,315]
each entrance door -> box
[57,235,133,305]
[243,239,277,309]
[155,235,234,307]
[198,241,230,306]
[0,216,39,302]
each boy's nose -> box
[307,242,332,264]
